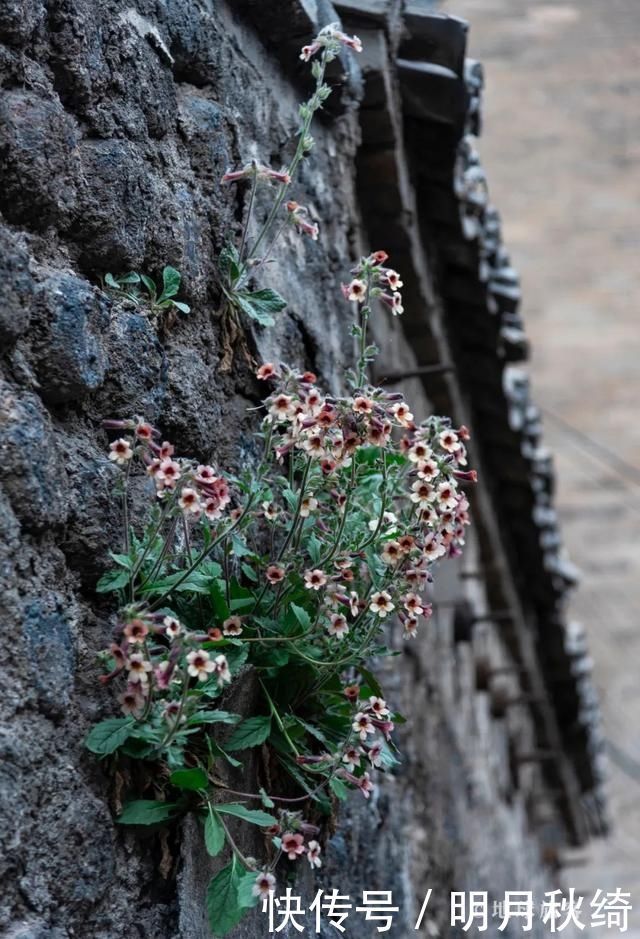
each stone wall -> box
[0,2,602,937]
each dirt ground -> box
[438,0,640,931]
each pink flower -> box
[266,564,285,585]
[358,772,375,799]
[422,532,446,561]
[282,832,305,860]
[135,420,155,440]
[403,593,425,616]
[109,438,133,465]
[123,618,149,644]
[187,649,215,681]
[222,162,291,185]
[367,742,383,767]
[222,616,243,637]
[306,840,322,868]
[304,569,327,591]
[353,395,374,414]
[299,41,321,62]
[118,686,145,716]
[286,201,319,240]
[256,362,278,381]
[370,250,388,265]
[195,464,217,484]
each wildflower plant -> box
[87,241,476,936]
[104,266,191,320]
[216,23,362,368]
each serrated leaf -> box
[204,808,226,857]
[206,860,246,937]
[226,716,272,751]
[162,265,181,298]
[170,767,208,790]
[216,803,276,827]
[85,717,135,755]
[96,568,130,593]
[234,288,287,327]
[118,800,178,825]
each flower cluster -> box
[342,250,404,316]
[90,249,476,937]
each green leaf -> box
[206,858,250,937]
[241,562,258,582]
[96,568,130,593]
[204,808,226,857]
[85,717,135,755]
[208,739,242,768]
[259,787,275,809]
[209,579,230,621]
[171,300,191,314]
[162,265,181,298]
[234,288,287,327]
[330,777,349,801]
[170,767,208,790]
[118,271,141,285]
[226,716,272,751]
[118,800,179,825]
[216,803,276,827]
[140,273,156,296]
[306,532,322,566]
[218,243,241,283]
[237,869,261,909]
[290,603,311,631]
[295,717,332,749]
[358,667,384,699]
[187,710,241,726]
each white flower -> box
[109,438,133,465]
[179,487,201,514]
[368,511,397,532]
[304,569,327,591]
[439,429,459,453]
[252,871,276,898]
[346,278,366,302]
[417,458,439,481]
[369,591,394,617]
[127,652,153,684]
[187,649,215,681]
[163,616,181,638]
[391,402,413,427]
[342,744,363,772]
[352,712,375,740]
[408,441,431,463]
[381,540,402,565]
[214,654,232,687]
[327,613,349,639]
[300,494,318,518]
[223,616,243,637]
[422,532,446,561]
[367,742,383,767]
[403,615,419,639]
[403,593,425,616]
[367,696,390,717]
[269,394,294,421]
[436,480,458,511]
[410,479,436,509]
[306,840,322,869]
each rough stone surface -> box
[0,2,601,937]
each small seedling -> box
[104,266,190,316]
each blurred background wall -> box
[438,0,640,932]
